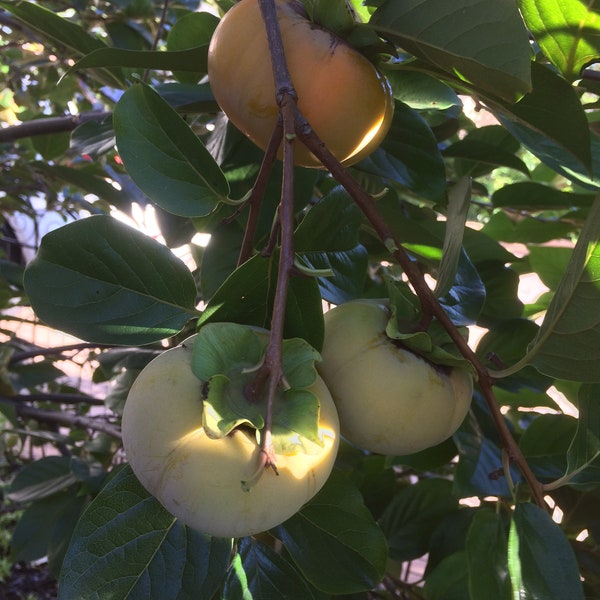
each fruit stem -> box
[294,115,548,512]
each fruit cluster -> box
[122,302,472,538]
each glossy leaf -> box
[372,0,532,102]
[113,82,229,217]
[58,466,232,600]
[7,456,76,503]
[520,0,600,80]
[224,537,324,600]
[524,197,600,381]
[492,182,596,210]
[0,0,124,88]
[379,478,458,561]
[199,254,325,351]
[466,509,511,600]
[273,471,388,594]
[358,100,447,203]
[510,502,585,600]
[23,215,198,345]
[493,62,592,172]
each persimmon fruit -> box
[121,333,340,538]
[207,0,394,168]
[317,301,473,456]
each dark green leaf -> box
[372,0,532,102]
[567,384,600,477]
[12,491,86,567]
[23,215,198,345]
[492,182,596,210]
[7,456,76,503]
[424,551,470,600]
[273,471,388,594]
[167,11,220,83]
[493,63,592,174]
[386,69,461,110]
[224,537,324,600]
[524,197,600,381]
[113,82,229,217]
[357,100,447,203]
[379,478,458,561]
[510,502,585,600]
[466,509,511,600]
[0,0,124,88]
[199,254,325,350]
[58,466,232,600]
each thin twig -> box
[0,111,111,143]
[2,398,121,439]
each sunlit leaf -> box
[520,0,600,80]
[510,503,585,600]
[371,0,532,102]
[113,82,229,217]
[522,196,600,381]
[23,215,198,345]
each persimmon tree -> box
[1,0,600,598]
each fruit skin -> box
[121,333,339,538]
[317,301,473,456]
[207,0,394,168]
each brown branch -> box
[240,0,299,472]
[0,111,111,143]
[2,398,121,439]
[9,342,114,365]
[237,119,284,266]
[6,393,104,406]
[295,116,547,510]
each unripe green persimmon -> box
[317,302,473,456]
[207,0,394,168]
[122,333,340,538]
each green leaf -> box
[192,323,323,453]
[566,384,600,479]
[443,127,530,178]
[492,182,596,210]
[521,196,600,381]
[113,82,229,217]
[0,0,124,88]
[424,551,470,600]
[23,215,198,345]
[7,456,76,503]
[434,177,471,298]
[510,502,585,600]
[372,0,532,102]
[466,509,511,600]
[379,478,458,561]
[273,471,388,594]
[493,62,592,173]
[12,491,87,569]
[224,537,324,600]
[520,0,600,80]
[295,187,363,253]
[359,100,447,203]
[31,162,131,212]
[386,69,462,110]
[68,47,212,79]
[58,466,232,600]
[199,254,325,350]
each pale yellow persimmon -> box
[122,333,339,538]
[317,301,473,456]
[207,0,394,168]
